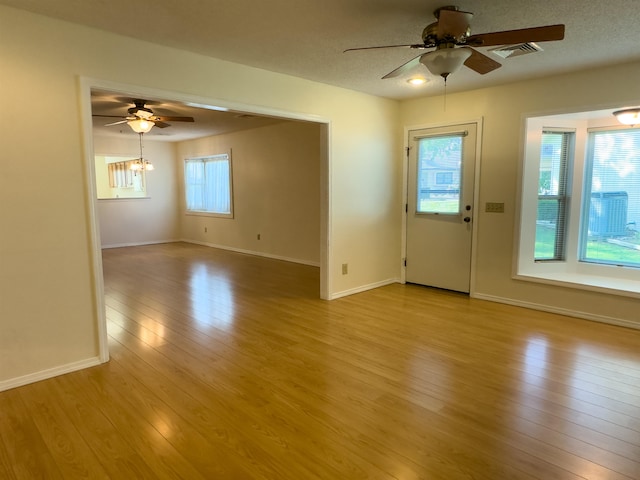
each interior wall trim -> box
[472,292,640,331]
[101,239,181,249]
[0,357,103,393]
[183,240,321,268]
[330,278,400,300]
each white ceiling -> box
[5,0,640,140]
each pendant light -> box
[130,132,154,173]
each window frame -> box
[414,131,466,215]
[516,112,640,298]
[183,152,234,218]
[95,154,148,199]
[579,126,640,268]
[535,129,574,261]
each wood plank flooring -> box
[1,242,640,479]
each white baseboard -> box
[330,278,401,300]
[101,239,180,249]
[0,356,105,392]
[472,292,640,331]
[181,239,320,267]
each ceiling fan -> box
[94,99,195,132]
[345,5,565,82]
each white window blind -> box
[581,128,640,266]
[108,161,134,188]
[184,154,232,216]
[535,131,573,260]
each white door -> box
[406,123,477,293]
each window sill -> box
[185,211,233,219]
[514,268,640,299]
[98,196,150,201]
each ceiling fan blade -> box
[154,116,195,122]
[344,44,428,53]
[153,121,171,128]
[467,24,565,47]
[437,8,473,39]
[382,54,424,79]
[104,120,128,127]
[464,48,502,75]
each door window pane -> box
[416,135,463,214]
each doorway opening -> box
[80,78,330,363]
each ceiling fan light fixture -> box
[420,47,471,79]
[127,118,155,133]
[613,108,640,126]
[407,77,427,86]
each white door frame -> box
[401,118,484,296]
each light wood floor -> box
[1,242,640,479]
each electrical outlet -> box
[342,263,348,275]
[485,202,505,213]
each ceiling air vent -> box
[490,42,543,59]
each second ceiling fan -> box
[345,5,565,82]
[96,99,195,133]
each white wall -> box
[93,136,180,248]
[0,6,400,387]
[177,121,321,266]
[400,61,640,327]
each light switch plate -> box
[485,202,505,213]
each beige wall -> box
[7,1,636,390]
[0,6,400,387]
[93,136,181,247]
[400,62,640,326]
[177,121,321,266]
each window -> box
[517,110,640,296]
[436,172,454,185]
[535,131,573,260]
[581,128,640,267]
[184,153,233,217]
[416,133,464,214]
[94,155,147,199]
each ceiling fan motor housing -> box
[128,100,155,118]
[423,4,473,46]
[422,22,439,45]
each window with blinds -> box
[108,161,135,188]
[581,128,640,267]
[184,153,233,217]
[535,130,573,260]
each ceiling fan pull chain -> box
[443,77,447,112]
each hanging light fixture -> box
[130,132,154,173]
[613,108,640,126]
[420,46,471,80]
[127,118,155,133]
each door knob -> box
[463,217,471,223]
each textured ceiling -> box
[5,0,640,142]
[3,0,640,100]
